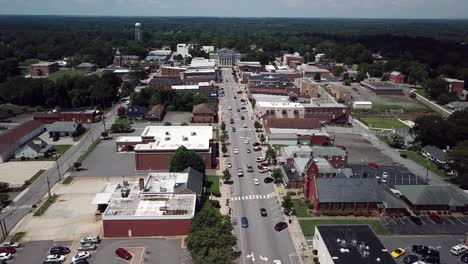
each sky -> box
[0,0,468,19]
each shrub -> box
[363,211,370,217]
[208,200,221,208]
[312,249,318,256]
[354,211,363,217]
[313,257,319,263]
[163,121,172,126]
[212,191,221,197]
[314,211,321,216]
[308,203,315,210]
[400,153,408,159]
[287,191,296,196]
[413,210,421,216]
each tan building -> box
[295,78,320,98]
[329,84,352,102]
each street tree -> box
[221,144,227,154]
[222,169,231,183]
[259,133,266,143]
[220,121,226,131]
[448,141,468,185]
[333,65,346,77]
[169,146,206,173]
[254,121,262,129]
[265,145,276,161]
[271,169,283,183]
[0,182,9,192]
[281,193,293,211]
[390,134,405,149]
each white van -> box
[450,244,468,256]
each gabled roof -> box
[174,167,204,196]
[421,145,446,162]
[316,178,384,203]
[47,121,79,133]
[395,185,468,206]
[0,120,44,154]
[192,103,215,115]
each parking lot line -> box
[398,218,405,224]
[444,216,456,224]
[454,215,467,224]
[424,216,436,224]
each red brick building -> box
[445,78,465,98]
[160,66,186,77]
[33,110,102,124]
[283,53,304,66]
[389,71,405,83]
[192,103,216,123]
[30,62,59,77]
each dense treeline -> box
[130,88,208,111]
[0,72,121,108]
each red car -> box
[429,212,444,224]
[116,248,132,260]
[368,162,379,168]
[254,146,262,151]
[0,246,16,254]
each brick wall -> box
[103,219,191,237]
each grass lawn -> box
[48,69,83,81]
[402,150,446,177]
[73,130,87,142]
[206,175,220,196]
[53,145,72,155]
[362,118,409,129]
[299,219,390,237]
[292,199,311,217]
[0,103,38,120]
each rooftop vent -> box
[376,258,381,262]
[182,136,188,141]
[165,137,170,141]
[191,132,197,136]
[166,131,170,135]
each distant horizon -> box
[1,14,468,21]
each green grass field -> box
[53,145,72,155]
[48,69,83,81]
[362,118,409,129]
[401,150,446,177]
[292,199,311,217]
[206,176,220,196]
[299,219,390,236]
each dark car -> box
[73,259,89,264]
[241,116,245,120]
[274,222,288,232]
[260,208,267,217]
[237,109,240,112]
[231,127,236,132]
[116,248,132,260]
[50,246,71,255]
[246,149,251,153]
[241,217,249,228]
[252,142,261,147]
[403,254,419,264]
[421,254,440,263]
[230,119,234,124]
[264,177,274,183]
[461,252,468,263]
[429,212,444,224]
[409,216,423,225]
[247,165,254,172]
[0,246,15,254]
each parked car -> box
[80,236,100,244]
[429,212,443,224]
[461,252,468,263]
[73,259,89,264]
[253,179,260,185]
[71,252,90,262]
[252,142,261,147]
[421,254,440,263]
[264,177,274,183]
[403,254,419,264]
[409,216,423,225]
[115,248,132,260]
[49,246,70,255]
[391,248,406,258]
[46,255,66,262]
[256,157,265,162]
[254,146,262,151]
[0,253,11,261]
[0,242,20,248]
[78,243,96,251]
[368,162,379,168]
[274,222,288,232]
[412,245,439,257]
[451,244,468,256]
[241,217,249,228]
[0,246,15,254]
[258,167,270,173]
[260,208,267,217]
[247,165,254,172]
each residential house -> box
[126,106,148,121]
[146,104,166,121]
[389,71,405,83]
[421,145,447,164]
[14,138,52,160]
[445,78,465,98]
[192,103,216,123]
[0,120,46,163]
[47,121,83,137]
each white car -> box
[244,139,249,144]
[273,261,281,264]
[234,149,239,154]
[450,243,468,255]
[253,179,260,185]
[243,124,248,128]
[0,253,12,260]
[227,161,232,168]
[256,157,265,163]
[72,251,90,262]
[258,167,270,173]
[80,236,100,244]
[382,172,389,183]
[228,106,232,110]
[47,255,66,262]
[1,241,20,248]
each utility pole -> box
[102,116,107,132]
[55,154,62,181]
[426,162,429,183]
[361,159,364,178]
[46,175,51,200]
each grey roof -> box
[269,133,298,140]
[336,168,354,178]
[127,105,148,116]
[280,164,301,183]
[316,225,396,264]
[316,178,384,203]
[293,157,310,174]
[395,185,468,207]
[311,146,347,157]
[361,81,403,91]
[77,62,96,68]
[381,186,408,209]
[26,138,47,152]
[47,121,80,133]
[446,101,468,110]
[174,167,204,196]
[282,145,312,159]
[421,145,447,162]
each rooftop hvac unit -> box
[166,131,170,135]
[165,137,170,141]
[182,136,188,141]
[191,132,197,136]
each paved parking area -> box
[162,111,192,124]
[382,215,468,235]
[380,235,463,264]
[348,164,427,187]
[88,238,184,264]
[11,240,71,264]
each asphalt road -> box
[0,103,121,237]
[220,69,297,264]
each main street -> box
[220,68,298,264]
[0,103,121,236]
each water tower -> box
[135,22,142,42]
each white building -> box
[210,48,241,66]
[352,101,373,109]
[176,44,215,58]
[189,58,216,69]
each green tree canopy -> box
[169,146,206,173]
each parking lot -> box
[348,164,427,187]
[9,240,71,264]
[382,214,468,235]
[380,235,464,264]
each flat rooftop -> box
[116,136,142,143]
[171,85,199,90]
[185,69,215,74]
[257,101,303,108]
[135,126,213,151]
[362,81,403,91]
[31,62,57,66]
[144,172,190,193]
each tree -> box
[407,63,428,86]
[173,54,184,61]
[259,134,266,143]
[0,182,9,193]
[390,134,405,149]
[221,144,227,154]
[265,145,275,161]
[313,73,321,82]
[74,162,82,171]
[220,121,226,131]
[448,141,468,184]
[271,169,283,183]
[169,146,206,173]
[281,193,293,211]
[117,106,126,117]
[412,115,456,148]
[333,66,346,77]
[424,77,449,100]
[343,79,352,86]
[120,82,135,97]
[222,169,231,183]
[254,121,262,129]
